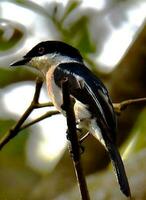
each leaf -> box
[0,20,23,51]
[61,1,80,23]
[63,16,96,54]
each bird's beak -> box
[10,57,31,67]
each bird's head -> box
[10,41,83,75]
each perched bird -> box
[11,40,131,197]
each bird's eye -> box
[38,47,45,55]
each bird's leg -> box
[66,122,82,140]
[76,121,91,154]
[66,123,85,154]
[76,128,85,154]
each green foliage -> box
[0,119,28,157]
[0,67,36,88]
[121,108,146,159]
[61,1,80,22]
[0,120,39,200]
[51,1,96,55]
[14,0,97,67]
[63,16,96,54]
[0,28,23,51]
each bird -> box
[11,40,131,197]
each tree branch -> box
[113,97,146,115]
[33,102,54,108]
[61,78,90,200]
[20,110,59,131]
[0,77,44,150]
[0,77,56,150]
[0,77,59,151]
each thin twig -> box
[31,77,43,103]
[20,110,59,130]
[34,102,54,108]
[0,77,44,150]
[61,78,90,200]
[113,97,146,115]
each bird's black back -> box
[54,62,117,143]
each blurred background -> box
[0,0,146,199]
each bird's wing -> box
[54,62,131,197]
[54,62,117,143]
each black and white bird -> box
[11,40,131,197]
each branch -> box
[113,97,146,115]
[61,78,90,200]
[0,76,59,150]
[34,102,54,108]
[0,78,56,150]
[20,110,59,130]
[42,97,146,116]
[0,77,44,150]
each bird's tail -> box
[90,119,131,197]
[105,140,131,197]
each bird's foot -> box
[66,128,85,155]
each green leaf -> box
[63,16,96,54]
[61,1,80,23]
[0,27,23,51]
